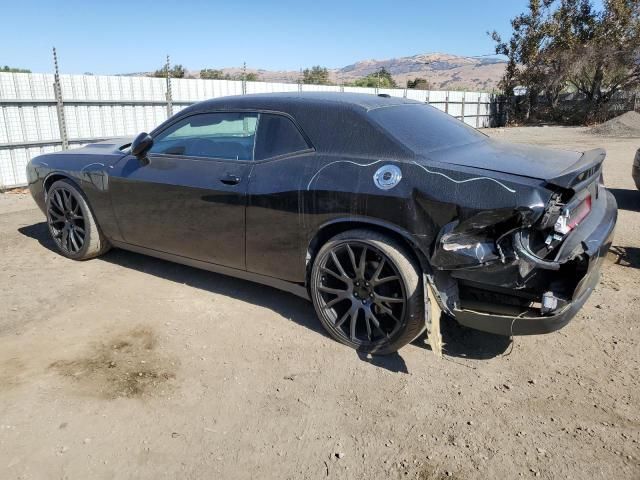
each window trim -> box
[148,109,316,164]
[253,112,315,163]
[148,111,260,163]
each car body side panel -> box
[27,149,127,242]
[246,151,550,283]
[108,154,249,269]
[246,153,313,281]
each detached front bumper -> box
[452,189,617,336]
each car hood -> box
[46,137,133,157]
[424,139,583,182]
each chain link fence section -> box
[0,71,497,189]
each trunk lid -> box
[424,139,604,189]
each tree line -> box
[491,0,640,123]
[299,66,430,89]
[1,66,31,73]
[148,64,431,90]
[150,65,258,81]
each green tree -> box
[302,66,330,85]
[491,0,554,119]
[152,64,186,78]
[564,0,640,116]
[351,67,397,88]
[200,69,259,81]
[407,77,430,89]
[492,0,640,122]
[200,68,225,79]
[1,65,31,73]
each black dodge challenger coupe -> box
[27,93,617,354]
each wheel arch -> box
[305,217,431,289]
[43,172,80,197]
[43,172,105,232]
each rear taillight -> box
[554,194,592,234]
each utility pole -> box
[242,61,247,95]
[52,47,69,150]
[165,54,173,117]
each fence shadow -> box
[610,188,640,213]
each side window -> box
[150,112,258,161]
[254,114,310,160]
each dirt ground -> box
[0,126,638,480]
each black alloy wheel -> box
[45,179,110,260]
[311,230,425,354]
[47,185,86,255]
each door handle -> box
[220,174,241,186]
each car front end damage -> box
[429,148,617,336]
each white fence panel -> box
[405,89,428,102]
[300,84,341,92]
[343,86,376,95]
[377,88,404,97]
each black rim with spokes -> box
[47,187,86,254]
[313,241,407,346]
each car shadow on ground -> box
[610,188,640,213]
[411,315,511,360]
[609,245,640,269]
[19,221,511,372]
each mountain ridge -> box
[212,52,507,91]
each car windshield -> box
[369,104,486,153]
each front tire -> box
[46,179,110,260]
[310,230,426,354]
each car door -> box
[108,111,258,270]
[246,113,315,281]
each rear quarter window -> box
[255,114,310,160]
[369,104,486,153]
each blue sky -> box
[1,0,532,74]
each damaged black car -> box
[26,92,617,354]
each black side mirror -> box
[131,132,153,161]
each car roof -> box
[167,92,419,158]
[186,92,422,114]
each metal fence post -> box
[445,91,449,114]
[461,92,466,122]
[242,62,247,95]
[476,95,481,127]
[52,47,69,150]
[165,55,173,117]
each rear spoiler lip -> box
[546,148,606,190]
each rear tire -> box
[46,179,110,260]
[310,229,426,354]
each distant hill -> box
[130,52,507,92]
[213,53,506,91]
[334,53,506,91]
